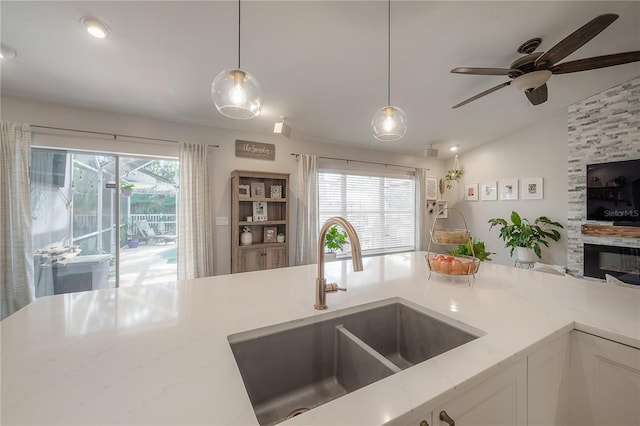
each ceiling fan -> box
[450,14,640,109]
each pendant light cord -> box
[387,0,391,106]
[238,0,241,69]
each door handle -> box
[419,420,430,426]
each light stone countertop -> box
[1,252,639,425]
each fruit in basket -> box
[466,261,478,274]
[429,258,440,271]
[451,259,464,275]
[439,260,451,274]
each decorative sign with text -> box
[235,140,275,161]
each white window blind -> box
[318,170,416,256]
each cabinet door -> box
[433,359,526,426]
[570,331,640,426]
[238,248,264,272]
[265,246,287,269]
[528,333,571,426]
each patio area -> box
[115,243,177,288]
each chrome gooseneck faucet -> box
[315,217,363,310]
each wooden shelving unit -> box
[231,170,290,273]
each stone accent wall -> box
[567,76,640,277]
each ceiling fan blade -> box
[535,13,619,69]
[451,67,523,76]
[452,81,511,109]
[550,51,640,74]
[525,84,548,106]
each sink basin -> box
[228,298,484,425]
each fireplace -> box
[584,243,640,286]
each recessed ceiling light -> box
[81,18,111,39]
[0,43,18,59]
[450,146,458,152]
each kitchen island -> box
[2,252,639,425]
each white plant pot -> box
[324,252,337,262]
[240,231,253,246]
[515,247,535,263]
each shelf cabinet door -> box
[265,246,286,270]
[238,248,265,272]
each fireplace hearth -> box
[584,243,640,286]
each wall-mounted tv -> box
[586,159,640,223]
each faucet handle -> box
[325,283,347,293]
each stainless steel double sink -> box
[228,298,484,426]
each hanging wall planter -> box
[444,155,463,190]
[121,182,134,197]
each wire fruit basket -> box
[426,207,478,285]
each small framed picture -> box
[522,177,543,200]
[500,179,519,200]
[464,183,479,201]
[238,184,250,198]
[436,200,448,218]
[480,181,497,201]
[270,185,282,199]
[263,226,277,243]
[252,201,268,221]
[425,178,438,200]
[251,182,265,198]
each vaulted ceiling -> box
[2,1,639,158]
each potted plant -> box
[277,232,285,243]
[120,182,134,197]
[448,237,494,261]
[324,225,348,261]
[488,211,563,262]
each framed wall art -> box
[425,178,438,200]
[522,177,543,200]
[480,181,497,201]
[436,201,448,218]
[499,179,519,200]
[464,183,479,201]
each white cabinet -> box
[527,333,571,425]
[408,359,527,426]
[570,331,640,426]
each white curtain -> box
[417,168,430,251]
[295,154,318,265]
[1,121,35,319]
[177,142,214,280]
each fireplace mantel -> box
[581,224,640,239]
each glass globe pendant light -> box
[372,0,407,141]
[211,0,262,119]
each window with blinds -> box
[318,170,416,256]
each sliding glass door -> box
[30,148,178,296]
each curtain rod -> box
[290,153,427,171]
[30,124,220,148]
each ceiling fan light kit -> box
[211,0,262,119]
[450,13,640,108]
[511,70,552,92]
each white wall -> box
[450,114,569,267]
[2,96,445,275]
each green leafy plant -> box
[488,211,563,258]
[448,237,494,261]
[444,169,463,189]
[324,225,348,253]
[120,182,134,190]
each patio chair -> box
[136,220,177,244]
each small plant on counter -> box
[448,237,494,261]
[324,225,348,253]
[488,211,563,258]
